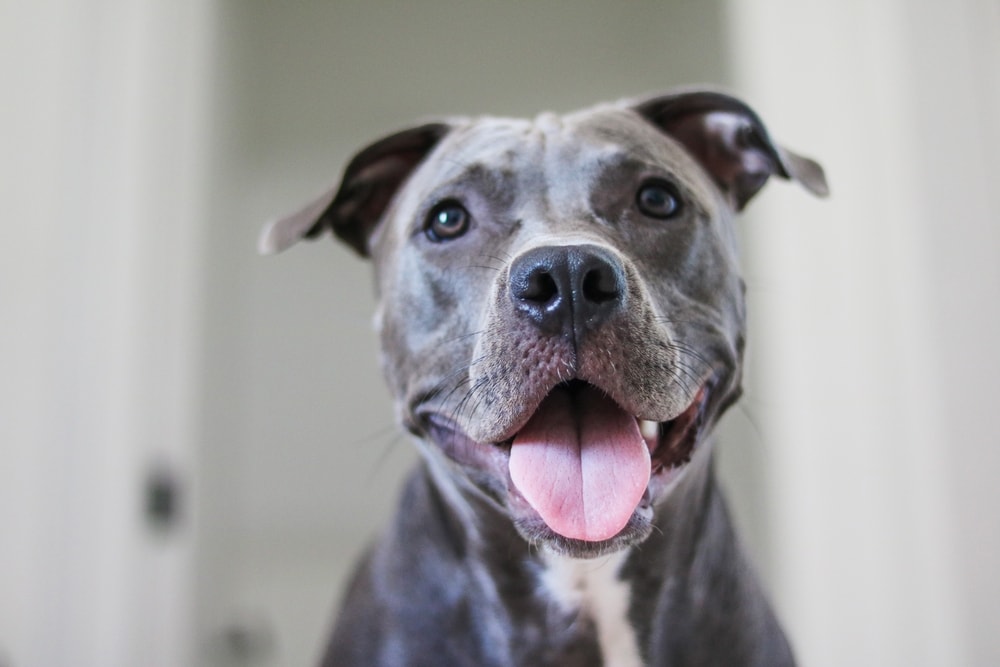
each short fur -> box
[261,88,827,666]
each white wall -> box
[727,0,1000,665]
[1,1,213,665]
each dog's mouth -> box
[507,379,709,544]
[423,378,711,552]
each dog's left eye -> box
[636,180,683,219]
[425,201,470,241]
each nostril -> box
[509,244,625,336]
[582,266,621,304]
[520,269,559,304]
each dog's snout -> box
[509,245,626,337]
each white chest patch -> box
[540,550,644,667]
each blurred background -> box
[3,1,998,665]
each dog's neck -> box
[325,434,792,667]
[538,549,644,667]
[405,440,729,666]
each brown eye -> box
[425,200,470,241]
[636,180,682,219]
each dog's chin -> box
[421,379,713,558]
[509,502,655,559]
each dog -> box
[260,87,827,666]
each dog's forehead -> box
[426,105,679,171]
[409,105,714,204]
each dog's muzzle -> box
[416,243,725,554]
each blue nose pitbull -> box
[261,88,827,667]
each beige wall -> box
[1,2,212,665]
[729,0,1000,664]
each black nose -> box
[508,244,626,338]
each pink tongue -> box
[509,386,651,542]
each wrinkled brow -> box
[423,158,521,210]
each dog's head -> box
[262,89,827,558]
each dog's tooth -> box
[639,419,659,443]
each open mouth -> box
[421,377,712,551]
[506,379,709,544]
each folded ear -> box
[258,122,453,257]
[632,89,828,210]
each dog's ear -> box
[258,122,453,257]
[633,90,828,210]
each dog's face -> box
[262,90,827,558]
[370,108,747,555]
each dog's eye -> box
[425,201,470,241]
[636,180,682,219]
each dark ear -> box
[633,89,828,210]
[258,122,453,257]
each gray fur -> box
[261,89,827,666]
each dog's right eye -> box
[636,179,683,220]
[425,201,470,242]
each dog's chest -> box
[538,551,644,667]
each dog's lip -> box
[646,382,710,475]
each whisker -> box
[440,329,487,345]
[366,431,409,481]
[453,376,492,425]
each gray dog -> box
[261,88,827,666]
